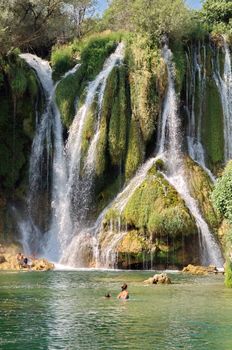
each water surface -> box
[0,271,231,349]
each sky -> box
[96,0,202,14]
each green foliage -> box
[125,118,144,181]
[185,157,220,230]
[81,101,97,156]
[171,42,186,93]
[126,35,166,143]
[0,53,39,193]
[108,66,128,165]
[225,260,232,288]
[212,161,232,223]
[201,0,232,35]
[55,33,120,128]
[104,0,193,44]
[51,45,77,81]
[122,172,196,238]
[201,75,224,169]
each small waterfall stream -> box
[159,44,223,267]
[65,43,124,228]
[19,54,79,259]
[185,44,215,182]
[213,36,232,161]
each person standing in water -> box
[117,283,129,300]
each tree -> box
[103,0,192,43]
[201,0,232,27]
[0,0,97,54]
[64,0,97,38]
[212,161,232,224]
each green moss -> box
[171,41,186,93]
[185,157,220,230]
[126,35,166,143]
[0,53,39,194]
[121,172,196,238]
[51,45,77,81]
[81,100,97,156]
[225,260,232,288]
[201,66,224,170]
[55,33,120,129]
[125,117,144,180]
[108,66,128,165]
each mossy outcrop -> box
[126,35,167,144]
[184,157,220,231]
[100,166,200,268]
[0,52,39,195]
[55,34,121,129]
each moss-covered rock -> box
[55,33,121,129]
[200,48,224,171]
[0,52,39,194]
[108,66,128,165]
[99,168,200,268]
[126,35,167,144]
[184,157,220,230]
[125,117,144,180]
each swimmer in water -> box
[117,283,129,300]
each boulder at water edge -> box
[182,264,219,275]
[144,273,171,284]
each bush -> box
[51,45,77,81]
[212,161,232,223]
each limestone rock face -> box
[182,264,219,275]
[144,273,171,284]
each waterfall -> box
[213,36,232,161]
[65,43,124,225]
[185,43,215,182]
[59,44,125,266]
[159,44,223,267]
[19,54,79,260]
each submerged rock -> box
[144,273,171,284]
[182,264,219,275]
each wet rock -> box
[144,273,171,284]
[31,258,54,271]
[182,264,219,275]
[0,255,6,264]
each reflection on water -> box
[0,271,232,350]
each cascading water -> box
[185,43,215,182]
[18,41,224,269]
[59,44,125,266]
[19,54,79,260]
[213,36,232,161]
[95,43,224,269]
[159,44,223,267]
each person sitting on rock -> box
[117,283,129,300]
[16,253,24,268]
[22,256,29,268]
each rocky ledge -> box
[144,273,171,284]
[0,245,54,271]
[182,264,222,275]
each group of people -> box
[105,283,129,300]
[16,253,29,269]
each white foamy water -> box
[185,43,215,182]
[19,54,80,260]
[159,44,223,267]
